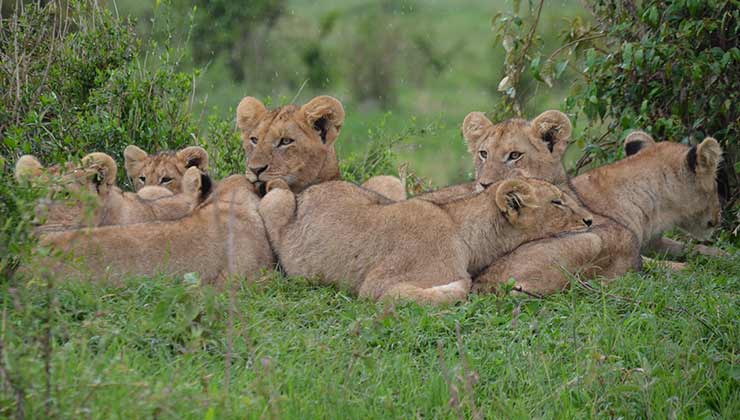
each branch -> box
[546,32,606,64]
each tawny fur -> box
[259,179,592,305]
[236,95,405,199]
[418,110,572,202]
[360,175,407,201]
[124,145,209,193]
[35,175,273,286]
[474,133,723,295]
[15,154,205,232]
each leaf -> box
[503,36,514,53]
[647,6,659,26]
[497,76,512,92]
[622,43,633,70]
[530,55,543,81]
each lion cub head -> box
[463,110,572,189]
[623,132,723,241]
[496,178,593,234]
[236,95,345,194]
[124,145,209,193]
[15,154,206,230]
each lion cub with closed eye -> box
[259,178,593,305]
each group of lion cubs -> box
[16,95,725,304]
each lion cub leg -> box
[647,236,728,258]
[381,278,472,305]
[473,232,605,296]
[257,187,296,244]
[361,176,406,201]
[360,273,472,305]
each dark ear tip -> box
[687,145,698,173]
[313,116,330,144]
[625,140,644,156]
[199,173,213,200]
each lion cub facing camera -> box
[259,178,593,305]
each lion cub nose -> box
[583,217,593,227]
[249,164,269,177]
[479,182,493,189]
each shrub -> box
[0,0,243,282]
[490,0,739,229]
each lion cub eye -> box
[138,176,146,183]
[160,176,173,185]
[551,199,564,206]
[508,151,523,161]
[278,138,295,147]
[478,150,488,160]
[249,137,258,146]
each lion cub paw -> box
[266,179,290,192]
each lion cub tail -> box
[258,187,296,244]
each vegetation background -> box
[0,0,737,418]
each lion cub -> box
[37,175,273,285]
[236,95,406,199]
[15,153,207,232]
[258,179,593,305]
[124,145,209,193]
[475,135,724,295]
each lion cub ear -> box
[623,131,656,156]
[177,146,209,171]
[124,145,148,179]
[531,110,572,156]
[14,155,44,182]
[236,96,268,135]
[81,152,117,193]
[300,95,345,146]
[462,112,494,154]
[494,179,536,224]
[181,166,204,197]
[689,137,722,187]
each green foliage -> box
[186,0,286,82]
[576,1,738,168]
[340,114,435,188]
[0,168,41,279]
[345,8,403,107]
[490,0,738,228]
[0,0,224,182]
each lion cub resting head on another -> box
[15,153,208,232]
[124,145,209,193]
[259,178,592,305]
[237,95,406,200]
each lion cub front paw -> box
[266,179,290,192]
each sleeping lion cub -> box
[15,153,207,232]
[258,178,592,305]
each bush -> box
[574,1,738,209]
[0,1,243,185]
[0,1,243,282]
[490,0,738,228]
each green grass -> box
[3,247,738,418]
